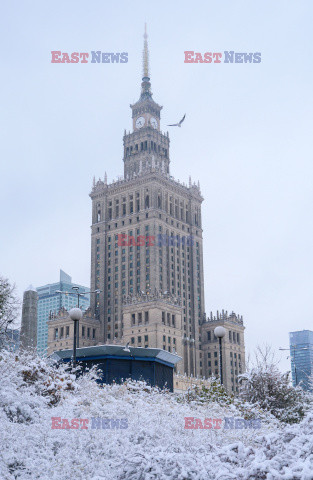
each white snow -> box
[0,351,312,480]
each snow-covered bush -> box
[178,376,233,405]
[1,350,312,479]
[0,350,81,424]
[239,348,312,424]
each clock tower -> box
[123,25,170,180]
[90,26,205,377]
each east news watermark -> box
[184,417,261,430]
[184,51,261,63]
[51,51,128,63]
[117,233,194,247]
[50,50,261,64]
[51,416,261,431]
[51,417,128,429]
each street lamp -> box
[56,287,101,347]
[69,307,83,367]
[214,326,226,385]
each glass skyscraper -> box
[289,330,313,391]
[37,270,90,356]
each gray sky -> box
[1,0,312,372]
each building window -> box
[92,329,95,339]
[138,336,142,343]
[54,328,58,340]
[145,311,149,323]
[82,326,85,337]
[66,326,69,338]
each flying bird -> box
[123,342,130,353]
[167,114,186,127]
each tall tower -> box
[123,24,169,180]
[20,286,38,350]
[90,27,205,376]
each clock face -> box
[135,116,145,129]
[150,117,158,129]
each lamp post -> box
[69,307,83,367]
[214,326,226,385]
[56,287,101,348]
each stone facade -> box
[89,29,205,376]
[201,311,246,394]
[47,307,101,356]
[173,374,212,393]
[122,292,184,371]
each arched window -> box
[145,195,150,209]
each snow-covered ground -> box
[0,351,312,480]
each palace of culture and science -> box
[48,28,246,394]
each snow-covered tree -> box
[239,345,311,423]
[0,277,20,347]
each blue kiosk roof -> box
[51,344,182,368]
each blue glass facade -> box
[289,330,313,391]
[37,270,90,356]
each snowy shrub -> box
[1,350,312,479]
[239,360,311,424]
[178,376,233,406]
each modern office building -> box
[289,330,313,391]
[37,270,90,356]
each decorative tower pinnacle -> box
[141,24,152,100]
[143,23,149,78]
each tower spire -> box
[140,24,152,100]
[143,23,149,78]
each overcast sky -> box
[1,0,312,372]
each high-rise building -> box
[289,330,313,391]
[20,286,38,350]
[90,28,205,375]
[37,270,90,356]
